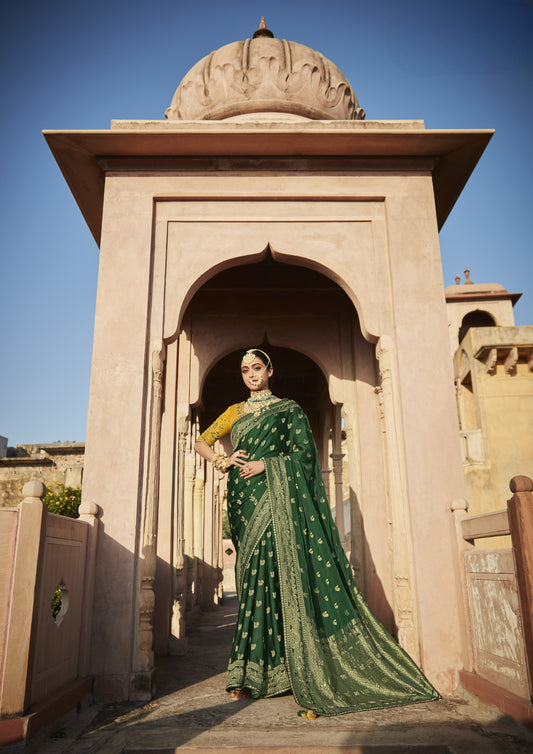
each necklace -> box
[246,391,277,417]
[248,389,273,402]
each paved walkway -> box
[19,577,533,754]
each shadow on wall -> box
[346,486,398,639]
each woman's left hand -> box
[239,459,265,479]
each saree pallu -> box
[226,399,439,715]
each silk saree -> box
[211,399,439,715]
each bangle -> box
[210,453,229,473]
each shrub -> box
[43,485,81,518]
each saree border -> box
[227,658,291,698]
[234,488,272,598]
[264,454,316,710]
[264,454,440,716]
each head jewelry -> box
[242,348,272,368]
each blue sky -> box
[1,0,532,446]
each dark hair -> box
[241,348,272,368]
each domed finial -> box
[464,267,474,285]
[253,16,274,38]
[455,274,461,285]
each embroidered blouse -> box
[197,402,246,446]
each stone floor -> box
[15,577,533,754]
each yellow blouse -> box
[197,402,246,447]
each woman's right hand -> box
[228,448,249,469]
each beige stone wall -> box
[0,444,84,508]
[454,326,533,548]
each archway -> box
[458,310,496,343]
[155,254,399,658]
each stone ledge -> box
[122,746,452,753]
[0,456,54,467]
[459,669,533,731]
[0,676,93,745]
[110,118,427,131]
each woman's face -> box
[241,356,272,392]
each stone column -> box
[507,475,533,697]
[450,496,474,672]
[202,464,215,608]
[376,335,420,662]
[0,481,46,717]
[78,500,101,678]
[193,465,205,609]
[330,405,345,544]
[330,453,345,544]
[170,415,189,655]
[193,461,205,560]
[184,456,196,611]
[342,410,365,590]
[184,458,196,559]
[213,479,222,603]
[131,345,165,699]
[318,401,332,496]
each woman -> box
[194,348,439,716]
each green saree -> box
[226,399,439,715]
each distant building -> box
[0,442,84,508]
[446,271,533,539]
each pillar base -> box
[459,669,533,730]
[129,668,156,701]
[0,677,93,745]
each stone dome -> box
[165,19,365,122]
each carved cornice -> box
[474,344,533,374]
[44,126,493,243]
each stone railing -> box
[452,476,533,727]
[0,481,99,745]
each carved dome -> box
[165,20,365,122]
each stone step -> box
[123,744,451,754]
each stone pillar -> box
[193,472,205,562]
[342,407,365,591]
[330,405,346,544]
[184,458,196,559]
[330,452,345,544]
[0,481,46,717]
[213,479,223,603]
[376,336,420,662]
[184,456,196,611]
[507,475,533,697]
[317,401,332,496]
[449,496,474,672]
[170,415,189,655]
[193,467,205,609]
[131,346,165,699]
[78,500,101,678]
[202,464,215,608]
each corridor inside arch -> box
[157,255,399,658]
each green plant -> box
[222,510,232,539]
[43,485,81,518]
[51,588,62,618]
